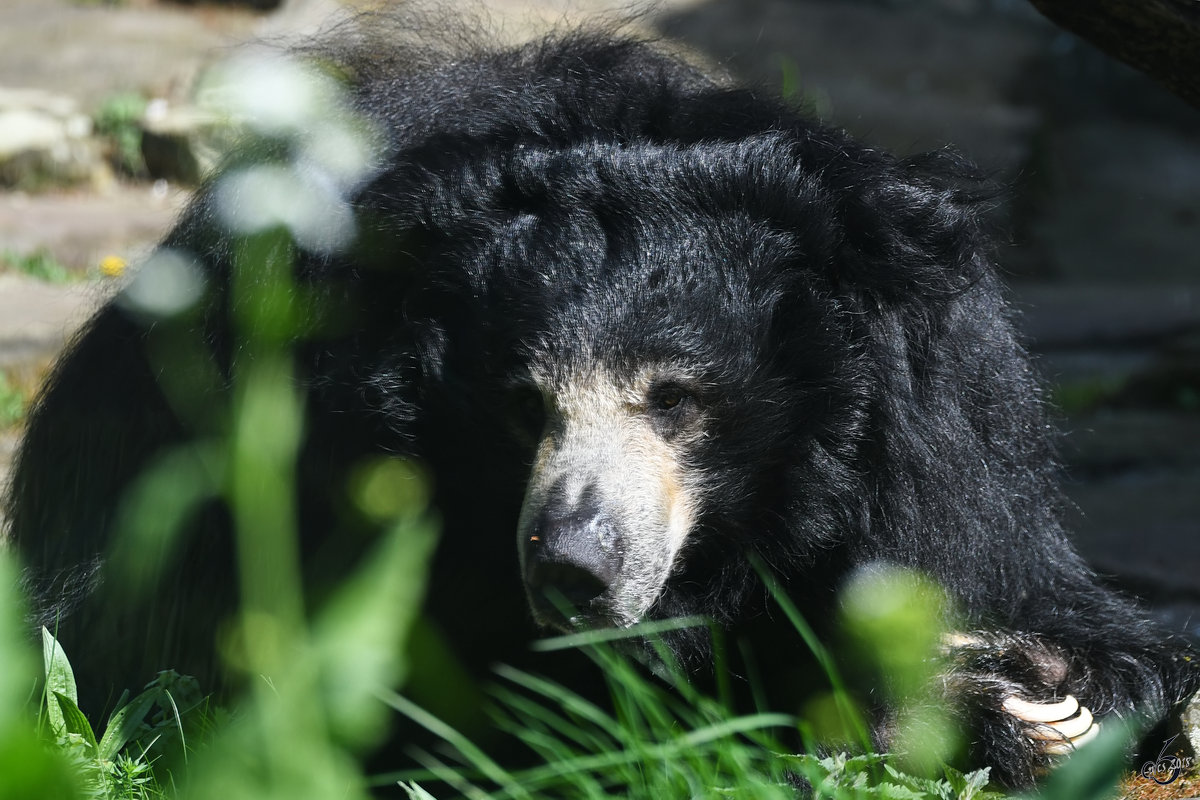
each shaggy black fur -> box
[4,20,1196,788]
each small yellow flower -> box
[99,255,127,278]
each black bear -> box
[4,18,1196,789]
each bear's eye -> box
[508,386,546,439]
[648,384,696,417]
[646,383,701,438]
[655,389,685,411]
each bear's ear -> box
[825,150,998,300]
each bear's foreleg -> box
[938,631,1108,786]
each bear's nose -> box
[523,501,621,620]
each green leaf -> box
[98,685,163,761]
[883,763,949,798]
[53,691,97,751]
[876,783,931,800]
[41,627,78,738]
[313,508,439,747]
[944,765,999,800]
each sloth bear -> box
[4,20,1197,789]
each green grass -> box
[93,92,149,177]
[40,628,200,799]
[0,249,74,284]
[0,370,28,430]
[376,567,1004,800]
[1049,376,1125,416]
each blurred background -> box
[1,0,1197,636]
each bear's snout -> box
[522,497,623,626]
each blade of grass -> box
[680,712,795,748]
[492,664,620,740]
[404,747,492,800]
[529,616,709,652]
[497,708,798,795]
[750,553,872,750]
[489,685,618,754]
[379,690,532,800]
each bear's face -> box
[480,202,800,632]
[409,138,847,633]
[514,360,709,630]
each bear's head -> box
[364,130,1001,639]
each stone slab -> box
[0,185,186,272]
[1066,469,1200,600]
[1014,284,1200,349]
[0,274,103,367]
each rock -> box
[0,274,106,527]
[0,185,186,275]
[140,99,232,185]
[173,0,282,8]
[0,274,103,368]
[0,87,80,120]
[1185,692,1200,758]
[0,88,107,190]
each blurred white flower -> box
[200,53,341,138]
[198,51,382,250]
[117,248,206,319]
[215,163,357,253]
[300,118,380,191]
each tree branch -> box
[1027,0,1200,108]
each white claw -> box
[1028,706,1094,741]
[1041,722,1100,756]
[1002,694,1080,723]
[1002,694,1100,757]
[1072,719,1101,748]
